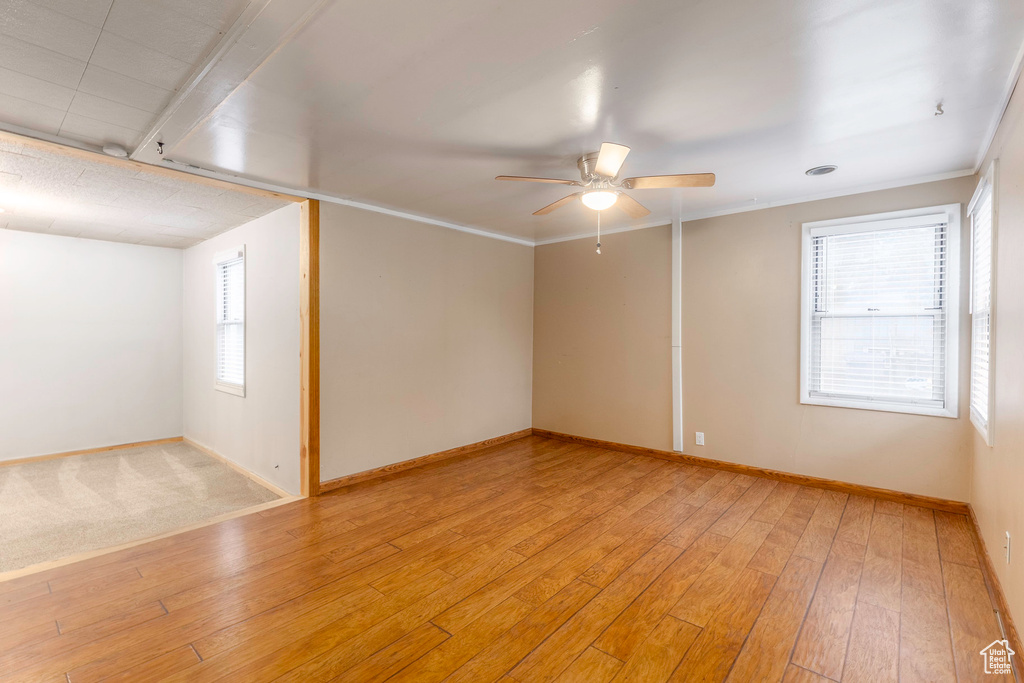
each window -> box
[969,170,995,443]
[215,247,245,396]
[800,205,960,417]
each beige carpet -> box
[0,441,281,573]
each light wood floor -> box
[0,436,1009,682]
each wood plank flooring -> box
[0,436,1009,682]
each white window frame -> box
[800,204,961,418]
[969,164,996,445]
[214,246,246,397]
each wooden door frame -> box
[300,199,321,496]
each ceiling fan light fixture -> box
[498,142,711,218]
[581,190,618,211]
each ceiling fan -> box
[496,142,715,218]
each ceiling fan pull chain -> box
[596,211,602,254]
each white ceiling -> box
[2,0,1024,244]
[0,0,250,148]
[0,135,290,247]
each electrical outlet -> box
[1006,531,1012,564]
[695,432,705,446]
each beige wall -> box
[532,179,975,499]
[533,227,673,450]
[972,75,1024,637]
[682,177,976,501]
[319,203,534,481]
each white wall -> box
[320,203,534,482]
[182,204,301,495]
[0,230,183,461]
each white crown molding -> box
[533,218,672,246]
[975,34,1024,172]
[0,122,535,247]
[0,123,977,251]
[675,168,977,223]
[535,168,976,246]
[0,121,104,155]
[160,159,536,247]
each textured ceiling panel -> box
[0,0,249,149]
[0,135,291,248]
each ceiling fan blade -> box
[496,175,580,185]
[594,143,630,178]
[622,173,716,189]
[533,193,580,215]
[616,193,651,219]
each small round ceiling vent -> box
[805,165,838,176]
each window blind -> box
[807,218,950,411]
[970,183,993,434]
[216,251,245,390]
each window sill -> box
[801,395,956,418]
[215,382,245,397]
[970,412,993,446]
